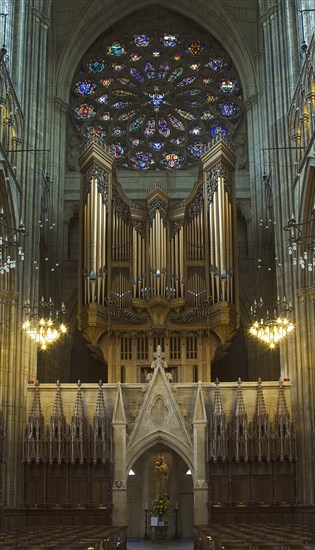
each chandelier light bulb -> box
[249,316,294,348]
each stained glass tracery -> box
[72,27,242,170]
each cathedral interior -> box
[0,0,314,544]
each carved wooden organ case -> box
[78,137,239,382]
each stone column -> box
[112,383,127,525]
[3,1,50,508]
[193,382,208,525]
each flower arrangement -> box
[152,494,169,517]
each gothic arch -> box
[63,202,80,260]
[55,0,257,104]
[127,433,194,482]
[236,199,252,255]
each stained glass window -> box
[218,103,240,118]
[187,40,205,56]
[171,136,185,146]
[148,87,166,111]
[109,144,125,158]
[201,111,215,120]
[206,58,226,71]
[173,53,182,61]
[145,62,155,79]
[149,140,165,151]
[74,103,96,119]
[111,126,126,137]
[108,42,125,56]
[129,115,145,131]
[168,68,184,82]
[161,152,184,169]
[97,95,109,104]
[84,125,107,139]
[187,141,204,158]
[158,118,170,137]
[130,151,154,169]
[175,108,196,120]
[75,81,97,96]
[158,61,170,80]
[130,137,142,147]
[130,53,142,62]
[100,78,112,87]
[134,35,150,48]
[101,112,112,121]
[218,79,240,94]
[71,26,242,170]
[161,34,178,48]
[179,88,201,96]
[144,118,156,136]
[208,124,229,138]
[87,59,105,73]
[112,63,125,72]
[130,67,145,83]
[117,77,137,88]
[168,115,185,131]
[118,109,136,121]
[176,76,196,87]
[189,125,203,135]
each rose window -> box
[71,29,242,170]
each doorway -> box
[127,445,194,539]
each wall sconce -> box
[0,210,28,274]
[283,208,315,271]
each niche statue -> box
[154,454,169,496]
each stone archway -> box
[127,444,194,539]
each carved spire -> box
[49,380,67,465]
[209,379,227,463]
[273,379,296,462]
[113,383,126,425]
[251,379,270,462]
[93,380,111,464]
[193,381,207,424]
[23,381,45,464]
[232,378,248,462]
[70,381,88,464]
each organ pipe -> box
[79,138,236,326]
[203,138,236,306]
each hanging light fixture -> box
[0,210,28,274]
[249,296,294,349]
[22,297,67,350]
[283,208,315,272]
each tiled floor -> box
[127,538,194,549]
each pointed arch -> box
[55,0,257,103]
[127,432,194,482]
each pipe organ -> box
[78,137,239,382]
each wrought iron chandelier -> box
[249,296,294,349]
[283,208,315,272]
[0,210,28,274]
[22,297,67,350]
